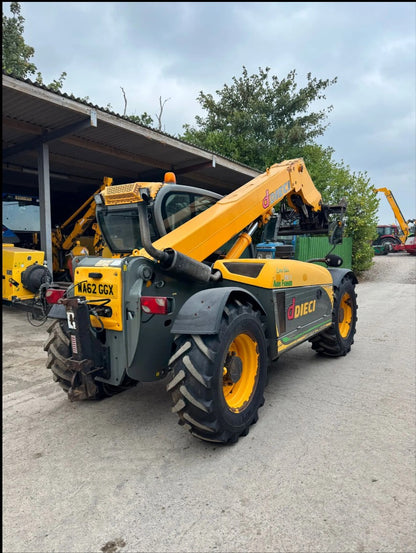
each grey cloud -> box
[12,1,416,222]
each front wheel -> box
[310,276,357,357]
[167,300,268,444]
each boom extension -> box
[52,177,113,274]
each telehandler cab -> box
[44,159,358,444]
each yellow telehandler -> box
[44,159,357,444]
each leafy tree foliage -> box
[2,2,36,78]
[3,2,67,90]
[180,66,337,170]
[126,112,154,127]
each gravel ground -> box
[358,251,416,284]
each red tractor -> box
[373,188,416,255]
[373,224,404,253]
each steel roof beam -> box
[3,110,97,159]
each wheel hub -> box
[225,354,243,384]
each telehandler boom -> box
[44,158,357,444]
[374,187,413,243]
[373,187,416,254]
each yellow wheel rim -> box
[338,292,353,338]
[223,333,259,412]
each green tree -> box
[180,65,337,170]
[2,2,66,90]
[127,112,154,127]
[181,66,378,272]
[2,2,36,78]
[299,144,379,273]
[36,71,67,93]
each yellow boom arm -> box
[60,177,113,251]
[138,158,323,262]
[374,187,410,242]
[52,177,113,273]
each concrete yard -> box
[2,253,416,553]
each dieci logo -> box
[287,297,316,320]
[262,180,291,208]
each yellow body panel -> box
[213,258,334,355]
[213,258,333,288]
[2,245,45,301]
[73,264,123,331]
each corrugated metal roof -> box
[2,71,260,211]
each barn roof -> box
[2,72,260,199]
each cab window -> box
[161,192,217,233]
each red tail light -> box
[140,296,170,314]
[45,288,66,304]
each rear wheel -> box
[167,300,268,444]
[44,319,133,400]
[381,236,401,252]
[310,276,357,357]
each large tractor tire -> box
[44,319,75,393]
[310,275,357,357]
[167,300,268,444]
[44,319,131,400]
[380,236,401,253]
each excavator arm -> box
[59,177,113,250]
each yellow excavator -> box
[44,158,357,444]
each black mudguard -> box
[327,267,358,287]
[171,286,266,335]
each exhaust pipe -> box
[137,202,220,283]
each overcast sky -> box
[9,2,416,224]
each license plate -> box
[77,281,118,298]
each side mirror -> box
[325,254,343,267]
[329,220,344,245]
